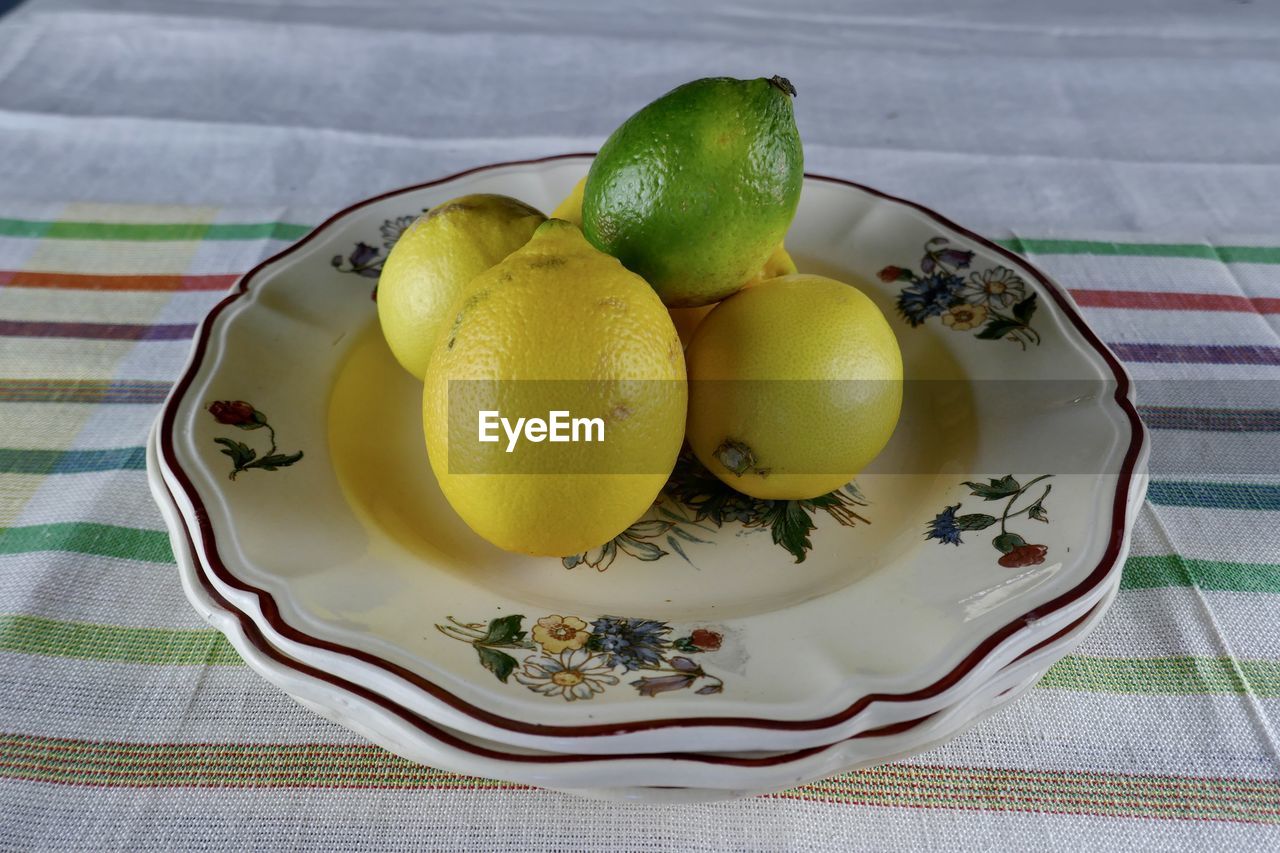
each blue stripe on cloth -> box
[1113,343,1280,366]
[1147,481,1280,511]
[1137,407,1280,432]
[0,447,148,475]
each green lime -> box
[582,76,803,307]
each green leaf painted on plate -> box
[214,437,256,469]
[975,318,1024,340]
[1013,293,1038,324]
[625,519,674,537]
[769,501,818,564]
[617,537,667,561]
[478,614,526,647]
[956,513,998,531]
[806,491,845,509]
[252,451,304,471]
[668,526,711,544]
[666,534,694,565]
[963,476,1021,500]
[475,645,518,683]
[992,532,1027,554]
[671,636,699,654]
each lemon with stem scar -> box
[685,274,903,500]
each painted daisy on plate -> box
[963,265,1027,309]
[515,649,620,701]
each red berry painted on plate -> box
[998,544,1049,568]
[208,400,258,426]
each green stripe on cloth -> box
[203,223,312,241]
[1042,656,1280,697]
[0,524,1268,595]
[0,447,146,475]
[0,217,1274,263]
[1122,555,1280,593]
[0,523,172,563]
[0,219,311,241]
[0,615,240,666]
[0,734,497,789]
[775,764,1280,824]
[0,736,1273,824]
[5,611,1279,700]
[2,519,1272,596]
[997,237,1280,264]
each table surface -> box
[1,0,1279,849]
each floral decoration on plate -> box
[881,237,1041,349]
[563,451,870,571]
[926,475,1053,567]
[436,614,725,700]
[207,401,303,480]
[331,213,422,297]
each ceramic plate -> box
[156,154,1147,754]
[157,416,1138,754]
[151,425,1117,799]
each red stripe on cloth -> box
[1069,288,1280,314]
[0,271,237,291]
[0,320,196,341]
[1,270,1276,315]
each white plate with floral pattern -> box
[155,154,1147,755]
[151,425,1117,799]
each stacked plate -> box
[149,156,1149,802]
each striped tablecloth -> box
[0,203,1277,849]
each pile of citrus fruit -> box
[377,75,903,557]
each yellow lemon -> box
[377,194,545,379]
[550,177,586,227]
[753,242,799,282]
[424,219,687,556]
[669,243,798,347]
[685,273,902,500]
[668,304,716,349]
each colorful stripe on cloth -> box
[0,734,1275,826]
[1,205,1278,845]
[0,380,172,404]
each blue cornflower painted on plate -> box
[586,616,671,671]
[880,237,1041,347]
[925,504,964,546]
[896,272,965,327]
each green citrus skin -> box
[582,76,804,308]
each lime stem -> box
[768,75,797,97]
